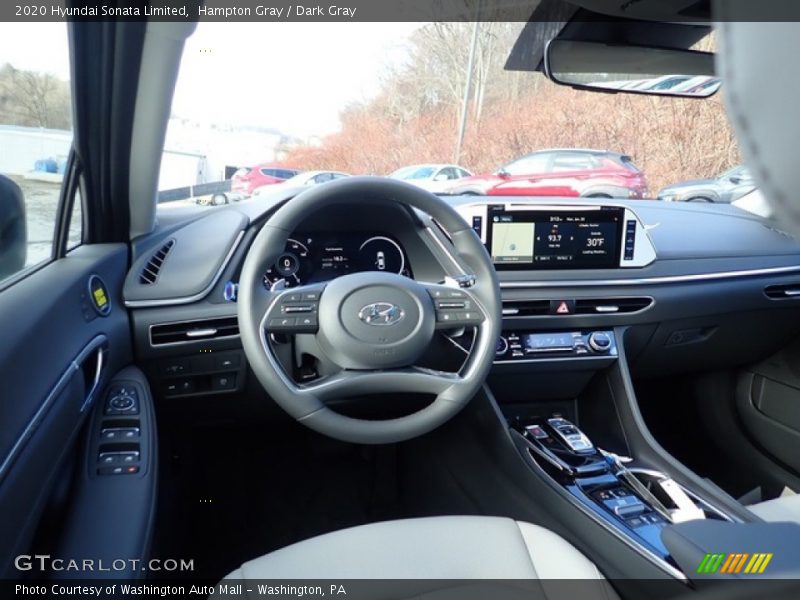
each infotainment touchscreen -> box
[485,205,625,269]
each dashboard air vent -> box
[501,300,551,317]
[574,297,653,315]
[139,239,176,285]
[502,297,653,317]
[150,316,239,346]
[764,284,800,299]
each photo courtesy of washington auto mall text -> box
[15,582,349,598]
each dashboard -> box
[262,233,411,289]
[124,190,800,397]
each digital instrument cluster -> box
[262,233,411,289]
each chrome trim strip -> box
[499,265,800,289]
[494,355,615,365]
[0,334,108,485]
[125,230,245,308]
[185,328,218,338]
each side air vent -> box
[139,239,176,285]
[574,297,654,314]
[764,284,800,299]
[150,316,239,346]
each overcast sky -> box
[0,22,420,138]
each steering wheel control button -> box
[269,317,296,329]
[426,285,484,329]
[265,284,326,334]
[297,315,318,328]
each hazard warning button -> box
[549,300,575,315]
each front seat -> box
[748,494,800,525]
[222,516,616,598]
[717,18,800,527]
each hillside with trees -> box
[282,23,739,193]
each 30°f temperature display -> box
[534,215,616,265]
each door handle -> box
[76,336,109,413]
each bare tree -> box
[0,63,72,129]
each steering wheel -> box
[237,177,501,444]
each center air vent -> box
[764,284,800,299]
[139,239,176,285]
[502,297,653,317]
[501,300,551,317]
[150,316,239,346]
[574,297,653,314]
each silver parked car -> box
[658,165,756,203]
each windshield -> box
[158,23,742,209]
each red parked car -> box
[231,164,303,195]
[448,149,649,198]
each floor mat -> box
[151,421,405,581]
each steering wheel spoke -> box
[421,282,487,330]
[300,366,465,402]
[262,283,327,335]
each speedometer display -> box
[261,233,410,289]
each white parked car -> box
[389,164,472,193]
[253,170,350,196]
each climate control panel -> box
[495,330,617,362]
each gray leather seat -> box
[223,516,616,597]
[749,494,800,525]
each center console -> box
[508,413,732,573]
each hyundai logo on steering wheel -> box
[358,302,405,326]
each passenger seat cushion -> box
[748,492,800,524]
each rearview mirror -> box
[0,175,27,280]
[544,40,719,98]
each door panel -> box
[0,243,131,576]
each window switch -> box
[98,465,139,476]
